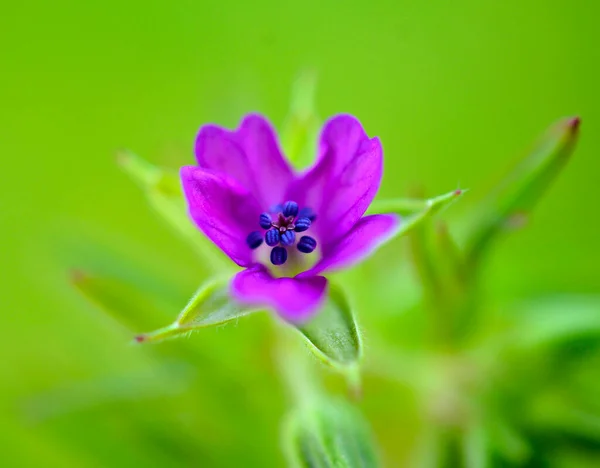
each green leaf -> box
[71,270,176,330]
[462,423,490,468]
[467,117,580,264]
[295,283,362,369]
[135,278,261,343]
[117,150,231,272]
[283,398,380,468]
[506,295,600,350]
[281,70,320,169]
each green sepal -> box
[135,278,261,343]
[371,189,466,250]
[294,282,362,370]
[368,188,465,218]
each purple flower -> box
[181,114,400,322]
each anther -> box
[246,231,264,250]
[280,230,296,246]
[270,246,288,265]
[297,236,317,253]
[259,213,272,230]
[282,201,299,217]
[294,217,311,232]
[298,207,316,222]
[265,228,280,247]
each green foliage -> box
[392,117,593,466]
[467,117,580,266]
[283,398,379,468]
[70,269,177,330]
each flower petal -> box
[195,114,294,208]
[286,115,383,249]
[181,166,261,267]
[231,265,328,322]
[317,114,373,173]
[298,214,400,277]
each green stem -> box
[272,320,320,408]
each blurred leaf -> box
[135,278,261,343]
[24,362,194,422]
[467,117,580,265]
[435,221,467,287]
[283,398,379,468]
[486,419,531,464]
[117,150,231,272]
[281,70,320,169]
[410,219,476,346]
[373,189,467,346]
[71,269,176,330]
[501,295,600,351]
[295,283,362,370]
[462,423,489,468]
[528,391,600,443]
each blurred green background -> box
[2,0,599,466]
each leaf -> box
[467,117,580,265]
[462,423,490,468]
[117,151,231,272]
[71,269,177,330]
[506,295,600,350]
[135,278,261,343]
[280,70,320,169]
[295,283,362,369]
[283,398,380,468]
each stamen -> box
[270,246,288,265]
[298,207,316,222]
[282,201,299,217]
[297,235,317,253]
[265,228,280,247]
[280,230,296,246]
[246,231,264,250]
[294,217,311,232]
[259,213,272,230]
[251,202,317,258]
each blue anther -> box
[282,201,299,217]
[270,246,288,265]
[270,204,283,213]
[246,231,264,250]
[298,207,316,222]
[265,228,280,246]
[294,217,311,232]
[259,212,272,229]
[280,230,296,246]
[297,236,317,253]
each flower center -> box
[245,200,317,266]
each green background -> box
[1,0,599,466]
